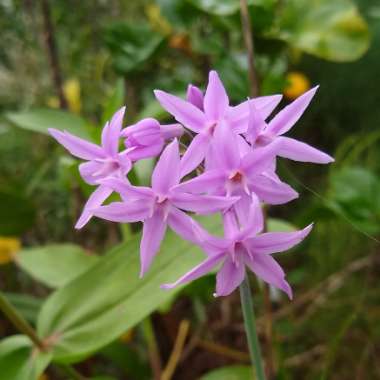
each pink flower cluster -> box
[49,71,333,298]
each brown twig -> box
[257,255,375,327]
[161,320,190,380]
[239,0,259,97]
[40,0,67,109]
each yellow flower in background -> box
[46,78,82,114]
[0,237,21,264]
[63,78,81,114]
[284,71,311,100]
[146,4,172,36]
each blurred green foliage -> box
[0,0,379,379]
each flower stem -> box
[0,291,46,351]
[239,276,266,380]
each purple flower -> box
[245,87,334,164]
[121,118,183,161]
[175,122,298,212]
[162,196,312,298]
[154,71,282,176]
[49,107,130,228]
[92,139,239,276]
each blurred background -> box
[0,0,379,379]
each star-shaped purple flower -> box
[175,121,298,218]
[92,139,239,276]
[154,71,283,177]
[162,195,312,297]
[245,86,334,164]
[49,107,130,228]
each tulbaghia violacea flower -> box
[176,122,298,211]
[245,86,334,164]
[163,196,312,298]
[49,107,130,228]
[154,71,282,176]
[92,139,239,276]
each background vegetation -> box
[0,0,379,379]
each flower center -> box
[93,159,120,177]
[229,171,243,183]
[255,133,273,147]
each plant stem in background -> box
[162,319,190,380]
[141,317,162,380]
[40,0,68,109]
[239,276,266,380]
[239,0,259,97]
[240,3,275,377]
[0,291,46,351]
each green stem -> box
[0,291,46,351]
[239,276,266,380]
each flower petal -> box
[227,95,282,133]
[75,185,113,229]
[246,99,267,144]
[161,252,224,289]
[160,123,184,140]
[277,137,334,164]
[211,120,240,171]
[223,209,239,238]
[204,71,229,120]
[154,90,207,133]
[170,193,239,214]
[249,174,298,205]
[245,254,292,299]
[246,224,313,255]
[167,207,201,243]
[140,210,167,276]
[241,141,280,178]
[152,139,180,194]
[101,106,125,156]
[267,86,318,136]
[122,117,161,146]
[79,161,103,185]
[239,193,264,238]
[91,200,152,223]
[99,177,153,201]
[215,257,245,297]
[173,169,226,194]
[186,84,204,110]
[49,128,104,160]
[180,133,210,177]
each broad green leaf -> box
[0,190,35,236]
[5,293,43,323]
[327,167,380,233]
[16,244,99,288]
[200,365,254,380]
[269,0,370,62]
[37,217,221,363]
[0,335,51,380]
[5,108,92,139]
[105,22,165,74]
[267,217,296,232]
